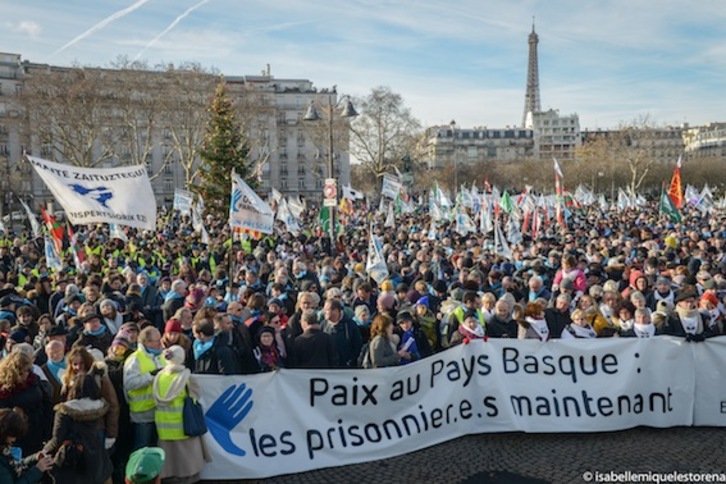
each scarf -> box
[84,326,107,337]
[459,323,485,339]
[193,337,215,360]
[633,323,656,338]
[145,346,163,357]
[525,317,549,341]
[164,291,184,302]
[46,359,67,382]
[707,309,720,329]
[258,344,281,370]
[153,366,191,405]
[619,318,635,332]
[1,445,29,478]
[568,324,597,339]
[675,307,702,335]
[654,290,675,305]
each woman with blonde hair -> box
[0,352,50,455]
[153,345,210,483]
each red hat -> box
[700,291,719,307]
[164,319,182,334]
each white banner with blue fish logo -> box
[27,155,156,230]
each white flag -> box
[270,187,283,204]
[45,236,63,271]
[288,197,304,219]
[366,230,389,284]
[109,223,128,243]
[343,184,364,200]
[28,155,156,230]
[455,208,476,235]
[494,218,512,260]
[229,171,274,234]
[553,157,564,178]
[385,203,395,228]
[173,189,194,215]
[277,198,301,235]
[18,198,41,238]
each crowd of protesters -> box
[0,197,725,482]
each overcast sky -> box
[2,0,725,130]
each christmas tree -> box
[196,77,254,220]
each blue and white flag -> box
[276,198,301,235]
[229,171,274,234]
[173,188,194,215]
[27,155,156,230]
[44,236,63,272]
[455,208,476,236]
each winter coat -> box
[43,398,113,484]
[0,374,52,455]
[369,335,399,368]
[321,316,363,368]
[192,337,240,375]
[289,327,338,369]
[72,329,114,355]
[0,450,44,484]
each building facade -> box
[423,124,534,170]
[682,123,726,159]
[0,53,350,209]
[531,109,581,161]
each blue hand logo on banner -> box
[69,184,114,208]
[206,384,254,456]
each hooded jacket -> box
[43,398,113,484]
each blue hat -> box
[415,296,429,308]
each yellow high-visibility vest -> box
[127,350,165,414]
[154,372,187,441]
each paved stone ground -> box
[203,427,726,484]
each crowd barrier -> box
[196,336,726,479]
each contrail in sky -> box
[133,0,212,61]
[46,0,153,60]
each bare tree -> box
[159,64,217,189]
[349,86,422,183]
[21,65,118,167]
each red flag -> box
[66,223,86,268]
[668,156,683,209]
[40,206,64,254]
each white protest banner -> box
[229,171,274,234]
[380,175,403,199]
[173,188,194,215]
[27,155,156,230]
[198,337,698,480]
[693,337,726,426]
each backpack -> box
[54,434,86,471]
[357,342,372,369]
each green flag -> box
[660,189,682,223]
[319,206,330,232]
[500,191,514,214]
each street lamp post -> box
[303,93,358,254]
[450,120,458,190]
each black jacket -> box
[289,327,338,369]
[321,316,363,368]
[193,336,240,375]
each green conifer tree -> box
[195,77,254,220]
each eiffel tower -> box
[522,19,541,128]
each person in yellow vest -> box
[124,327,166,451]
[152,345,210,482]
